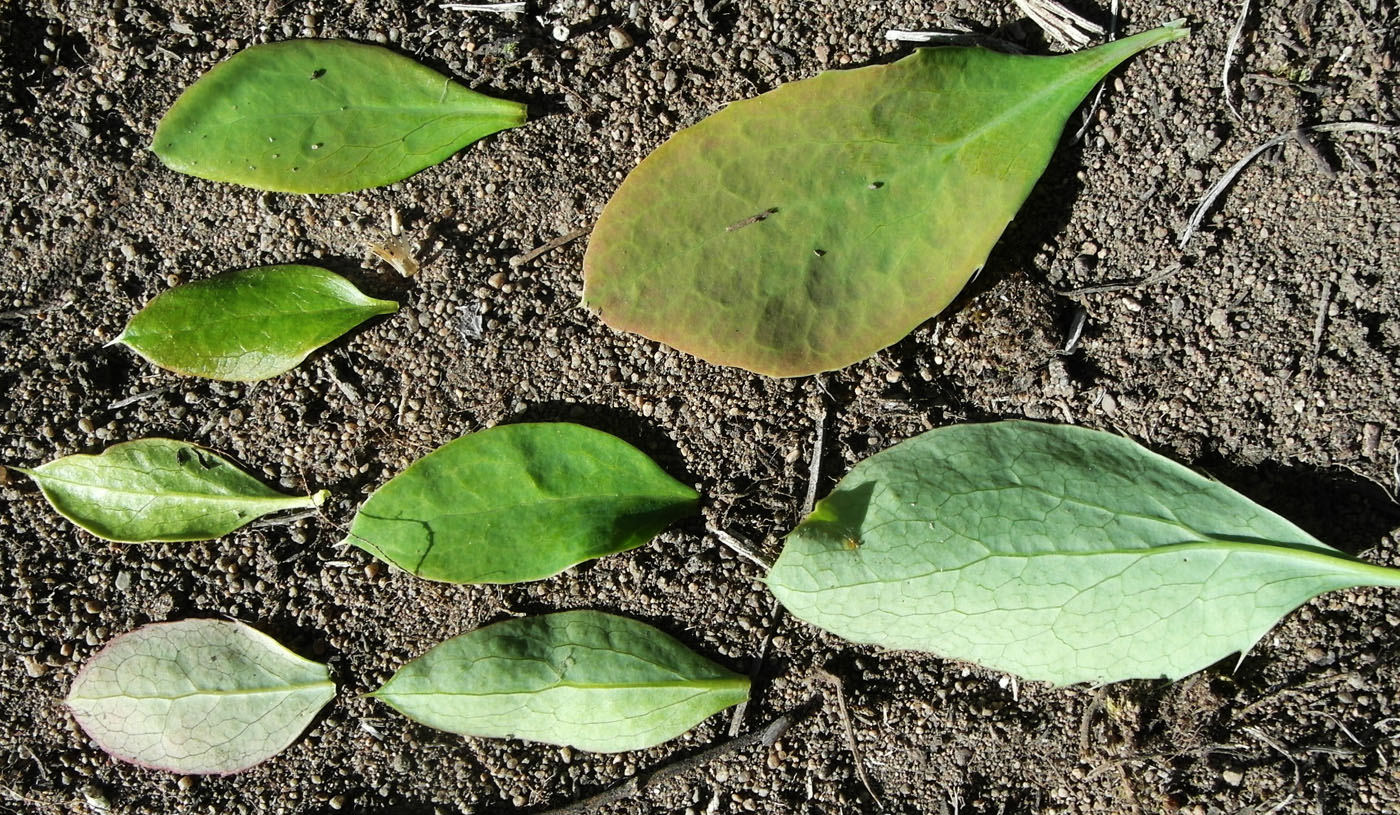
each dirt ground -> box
[2,0,1399,813]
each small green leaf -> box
[116,264,397,382]
[345,423,698,584]
[66,619,335,775]
[371,610,748,752]
[152,39,526,193]
[15,438,327,543]
[584,23,1188,376]
[767,421,1400,685]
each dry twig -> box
[509,225,590,268]
[1222,0,1252,121]
[817,670,882,809]
[537,697,820,815]
[1179,122,1400,249]
[1014,0,1104,48]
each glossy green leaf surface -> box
[584,23,1188,376]
[372,610,749,752]
[15,438,327,542]
[345,423,698,584]
[152,39,526,193]
[116,265,397,382]
[66,619,335,775]
[767,421,1400,685]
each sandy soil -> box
[2,1,1399,813]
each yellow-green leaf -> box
[152,39,526,193]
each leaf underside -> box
[16,438,325,542]
[372,610,749,752]
[344,422,699,584]
[583,23,1188,377]
[118,264,398,382]
[152,39,527,193]
[66,619,335,775]
[766,421,1400,685]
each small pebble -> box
[607,26,633,49]
[1221,769,1244,787]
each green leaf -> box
[583,23,1188,377]
[116,264,397,382]
[15,438,327,543]
[767,421,1400,685]
[152,39,526,193]
[66,619,335,775]
[345,423,698,584]
[371,610,748,752]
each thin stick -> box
[537,698,820,815]
[817,670,882,809]
[803,407,827,516]
[249,508,321,528]
[0,305,46,321]
[1310,280,1333,358]
[510,225,591,269]
[706,523,772,570]
[1223,0,1252,121]
[1179,121,1400,249]
[1014,0,1104,48]
[439,2,524,11]
[108,387,172,410]
[727,596,781,736]
[1292,128,1337,178]
[1072,0,1117,143]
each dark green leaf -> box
[15,438,327,542]
[345,423,698,583]
[116,264,397,382]
[66,619,335,775]
[371,610,748,752]
[584,23,1188,376]
[767,421,1400,684]
[152,39,526,193]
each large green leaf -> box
[66,619,335,775]
[14,438,327,542]
[344,423,699,584]
[152,39,526,193]
[116,264,397,382]
[583,23,1188,376]
[371,610,748,752]
[767,421,1400,685]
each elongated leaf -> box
[116,265,397,381]
[371,610,748,752]
[345,423,698,584]
[583,23,1188,376]
[152,39,526,193]
[767,421,1400,685]
[15,438,327,542]
[66,619,335,775]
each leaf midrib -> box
[28,471,304,506]
[71,679,334,703]
[378,676,748,698]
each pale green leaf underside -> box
[118,264,398,382]
[344,422,699,584]
[16,438,326,542]
[372,610,749,752]
[66,619,335,775]
[152,39,527,193]
[767,421,1400,685]
[584,23,1188,377]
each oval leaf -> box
[116,265,397,381]
[15,438,327,542]
[767,421,1400,685]
[66,619,335,775]
[152,39,526,193]
[371,610,749,752]
[345,423,698,584]
[583,23,1188,376]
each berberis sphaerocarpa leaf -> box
[344,423,698,584]
[766,421,1400,685]
[14,438,328,542]
[66,619,335,774]
[584,23,1189,376]
[116,265,397,381]
[152,39,526,193]
[371,610,749,752]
